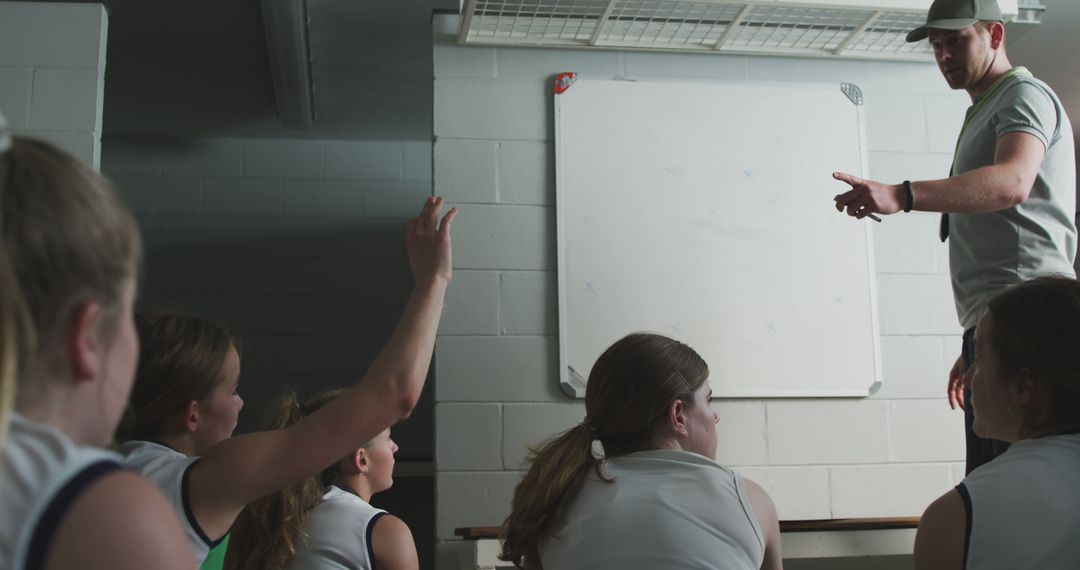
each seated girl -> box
[116,196,455,567]
[225,389,416,570]
[0,133,193,569]
[500,333,783,570]
[914,276,1080,570]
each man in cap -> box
[832,0,1076,473]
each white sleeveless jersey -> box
[959,433,1080,570]
[287,486,388,570]
[119,440,221,566]
[1,414,124,570]
[540,449,765,570]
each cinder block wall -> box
[0,1,108,167]
[101,136,433,439]
[101,135,437,565]
[432,14,970,567]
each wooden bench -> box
[452,518,920,569]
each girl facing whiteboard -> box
[226,389,416,570]
[500,333,783,570]
[914,276,1080,570]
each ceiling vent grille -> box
[457,0,1020,61]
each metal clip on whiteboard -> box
[841,82,864,106]
[561,366,587,397]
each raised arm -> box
[833,131,1045,218]
[189,197,457,540]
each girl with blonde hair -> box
[226,389,415,570]
[0,130,193,569]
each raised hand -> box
[405,196,458,286]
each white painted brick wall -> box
[28,67,99,131]
[0,2,107,168]
[436,472,520,540]
[713,401,768,466]
[766,401,891,465]
[624,51,748,80]
[434,139,498,203]
[866,92,930,152]
[435,79,550,141]
[734,466,831,520]
[436,404,503,471]
[888,400,965,462]
[498,141,553,205]
[874,336,956,399]
[435,336,558,402]
[432,15,972,563]
[829,463,955,517]
[502,403,585,469]
[0,3,105,68]
[877,274,960,334]
[499,271,556,335]
[451,205,553,270]
[0,67,32,129]
[441,271,500,335]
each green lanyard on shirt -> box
[940,66,1033,242]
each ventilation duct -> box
[458,0,1022,61]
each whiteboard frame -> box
[555,76,882,399]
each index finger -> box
[832,171,860,187]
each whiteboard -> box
[555,78,881,398]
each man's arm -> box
[834,131,1045,217]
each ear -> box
[353,449,368,474]
[667,399,689,436]
[182,400,200,434]
[1012,372,1037,411]
[67,301,102,384]
[988,21,1005,50]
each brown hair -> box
[117,310,237,442]
[224,388,356,570]
[499,333,708,567]
[985,275,1080,437]
[0,223,31,444]
[0,136,141,407]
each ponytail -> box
[0,137,35,445]
[499,422,609,567]
[224,389,344,570]
[0,244,30,445]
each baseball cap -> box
[906,0,1003,42]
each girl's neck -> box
[336,476,373,503]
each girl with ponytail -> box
[225,389,416,570]
[501,333,783,570]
